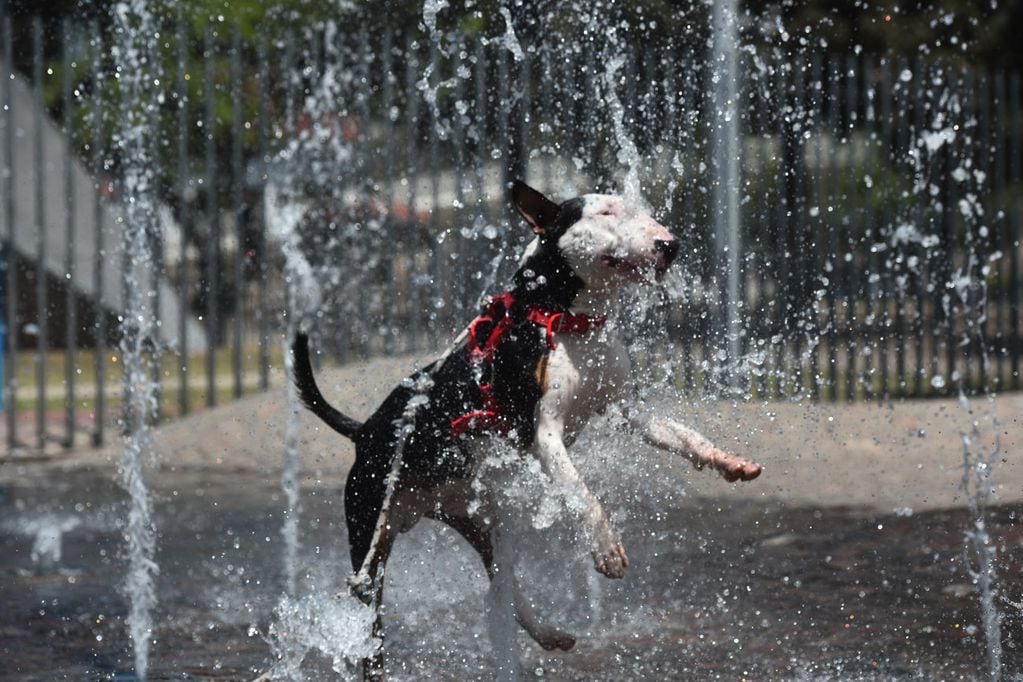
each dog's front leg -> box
[633,415,762,482]
[534,411,629,579]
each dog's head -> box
[511,181,679,308]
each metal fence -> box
[1,11,1022,455]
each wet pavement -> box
[1,464,1020,681]
[2,357,1022,680]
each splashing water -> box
[281,334,302,597]
[8,514,81,568]
[268,593,380,680]
[421,0,448,35]
[602,54,644,208]
[958,393,1003,679]
[111,0,163,677]
[497,6,524,63]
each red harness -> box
[450,292,606,439]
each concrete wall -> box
[0,57,206,351]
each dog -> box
[292,180,762,679]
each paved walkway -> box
[4,353,1020,514]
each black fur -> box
[292,332,363,439]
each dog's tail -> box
[291,332,363,440]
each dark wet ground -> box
[1,467,1020,681]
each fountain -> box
[110,0,163,678]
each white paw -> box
[592,532,629,579]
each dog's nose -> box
[654,239,680,265]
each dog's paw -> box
[535,628,576,651]
[716,453,762,482]
[592,535,629,579]
[346,572,375,604]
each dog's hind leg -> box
[347,506,396,682]
[442,515,576,652]
[344,456,401,681]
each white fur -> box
[557,194,674,316]
[523,194,759,579]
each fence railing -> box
[0,10,1021,455]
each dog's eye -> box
[598,209,615,217]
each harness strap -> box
[452,291,606,439]
[450,384,509,438]
[525,308,607,351]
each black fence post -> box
[1,9,16,451]
[62,18,76,447]
[176,15,190,416]
[32,17,47,449]
[204,27,219,407]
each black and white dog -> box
[292,181,761,678]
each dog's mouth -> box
[601,253,661,284]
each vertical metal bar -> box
[913,56,927,395]
[893,59,909,398]
[560,47,578,172]
[540,46,553,192]
[257,33,270,388]
[961,67,976,393]
[176,16,190,415]
[380,32,397,355]
[496,48,510,215]
[231,27,243,399]
[472,40,489,285]
[1010,71,1021,390]
[791,57,806,396]
[510,51,528,187]
[518,50,531,186]
[878,57,893,400]
[427,39,441,346]
[582,50,600,186]
[91,27,106,446]
[992,70,1008,388]
[150,215,163,420]
[979,69,998,387]
[204,27,219,407]
[843,53,858,402]
[62,19,76,446]
[2,10,16,451]
[398,39,415,351]
[642,47,658,164]
[940,65,956,396]
[750,56,768,397]
[774,61,790,398]
[451,71,469,318]
[356,29,373,357]
[826,55,841,400]
[861,54,875,402]
[808,53,823,401]
[33,17,47,448]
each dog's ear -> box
[512,181,559,235]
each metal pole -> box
[404,38,420,352]
[92,27,106,446]
[708,0,742,379]
[63,19,77,447]
[231,27,243,400]
[2,10,16,452]
[257,33,270,389]
[380,31,397,355]
[204,27,218,407]
[176,15,190,415]
[33,17,47,449]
